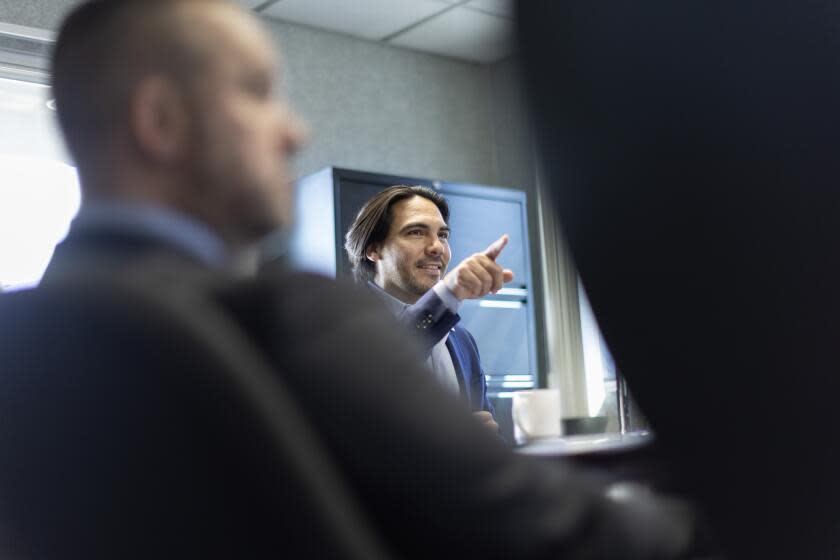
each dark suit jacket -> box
[390,286,494,415]
[31,222,690,559]
[517,1,840,557]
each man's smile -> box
[417,261,443,275]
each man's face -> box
[183,3,306,245]
[372,196,452,303]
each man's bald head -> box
[53,0,306,246]
[52,0,230,186]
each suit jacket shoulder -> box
[400,286,460,352]
[43,227,219,288]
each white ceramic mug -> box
[511,389,561,443]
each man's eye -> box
[243,76,271,98]
[439,232,450,241]
[408,230,423,237]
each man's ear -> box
[130,75,188,163]
[365,244,381,262]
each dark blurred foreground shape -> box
[0,278,390,559]
[517,1,840,558]
[0,264,694,559]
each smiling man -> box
[345,186,513,430]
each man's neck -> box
[374,278,421,304]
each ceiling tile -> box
[262,0,451,41]
[389,6,513,64]
[465,0,513,18]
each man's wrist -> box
[432,280,463,313]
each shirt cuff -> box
[432,281,463,313]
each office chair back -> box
[0,280,389,559]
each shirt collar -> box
[367,280,412,314]
[367,281,451,344]
[73,200,229,268]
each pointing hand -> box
[443,234,515,301]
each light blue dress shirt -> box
[72,200,229,268]
[370,280,463,397]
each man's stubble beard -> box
[398,259,438,298]
[188,124,284,246]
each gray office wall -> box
[0,2,514,189]
[0,0,78,30]
[266,20,498,186]
[488,57,537,193]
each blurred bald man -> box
[15,1,694,558]
[47,0,306,274]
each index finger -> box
[483,234,509,260]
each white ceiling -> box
[238,0,514,64]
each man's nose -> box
[278,104,309,156]
[427,236,443,255]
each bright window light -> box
[479,300,523,309]
[0,155,80,290]
[0,76,80,291]
[579,283,607,416]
